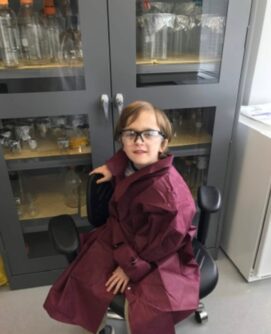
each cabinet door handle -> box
[100,94,110,120]
[115,93,124,115]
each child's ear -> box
[159,139,168,153]
[119,137,124,147]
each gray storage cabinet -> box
[0,0,252,289]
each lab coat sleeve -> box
[106,150,127,176]
[138,201,196,263]
[112,223,153,282]
[112,201,195,282]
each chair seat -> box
[110,294,125,318]
[193,239,219,299]
[110,239,219,317]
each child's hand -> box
[105,266,130,294]
[89,164,112,184]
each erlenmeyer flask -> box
[60,1,82,65]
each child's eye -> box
[143,131,154,138]
[124,131,136,138]
[143,130,159,138]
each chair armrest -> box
[87,173,113,227]
[49,215,80,263]
[198,185,222,213]
[196,186,222,245]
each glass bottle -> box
[55,0,69,32]
[171,110,178,138]
[173,15,189,58]
[60,0,83,65]
[184,158,193,188]
[195,108,203,131]
[43,0,61,63]
[0,0,21,68]
[64,167,82,208]
[26,192,39,217]
[18,0,48,65]
[195,156,208,189]
[10,171,24,218]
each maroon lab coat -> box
[44,151,199,334]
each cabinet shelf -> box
[169,143,211,157]
[137,55,219,74]
[169,127,211,147]
[4,137,91,161]
[4,137,91,170]
[169,127,212,157]
[22,215,90,235]
[0,63,84,79]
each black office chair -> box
[49,173,221,324]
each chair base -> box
[107,308,124,320]
[108,302,209,324]
[195,302,208,324]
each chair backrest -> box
[87,173,114,227]
[86,174,222,238]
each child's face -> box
[121,109,168,170]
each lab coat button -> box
[113,242,124,249]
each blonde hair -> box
[114,100,172,143]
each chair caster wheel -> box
[195,309,208,324]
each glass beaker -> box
[142,13,175,60]
[25,192,39,217]
[64,167,82,208]
[68,126,88,150]
[173,15,189,57]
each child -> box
[44,101,200,334]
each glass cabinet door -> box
[0,114,93,274]
[109,0,251,106]
[109,0,251,254]
[136,0,228,86]
[0,0,114,279]
[0,1,113,168]
[0,0,85,93]
[109,0,251,184]
[165,107,215,197]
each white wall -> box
[245,0,271,104]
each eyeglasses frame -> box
[120,129,166,143]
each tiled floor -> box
[1,251,271,334]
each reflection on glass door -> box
[165,107,215,197]
[1,114,92,259]
[0,0,85,93]
[136,0,228,86]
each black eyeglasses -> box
[120,129,166,143]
